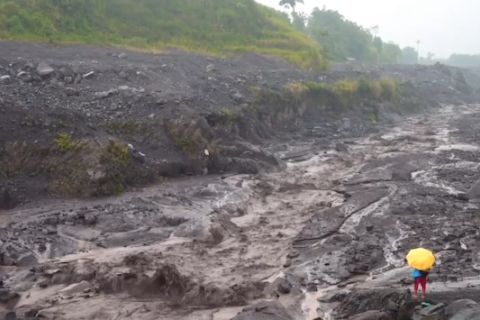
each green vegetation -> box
[304,9,401,64]
[0,0,327,69]
[106,120,148,136]
[104,140,131,168]
[166,119,209,158]
[400,47,419,64]
[55,133,83,152]
[286,77,399,104]
[447,54,480,67]
[220,108,242,126]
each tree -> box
[400,47,419,64]
[447,54,480,67]
[381,43,401,63]
[279,0,304,13]
[291,11,306,31]
[306,8,374,62]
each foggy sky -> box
[255,0,480,58]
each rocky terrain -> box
[1,41,480,320]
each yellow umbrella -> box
[406,248,436,271]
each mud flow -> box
[1,104,480,319]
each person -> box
[413,268,429,301]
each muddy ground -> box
[1,42,480,320]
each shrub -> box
[285,82,309,96]
[55,133,82,152]
[332,79,359,96]
[221,108,242,125]
[380,77,398,100]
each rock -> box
[450,308,480,320]
[60,281,91,295]
[232,91,244,103]
[391,163,417,181]
[82,71,95,79]
[0,311,16,320]
[266,277,292,295]
[0,288,20,305]
[16,253,38,267]
[24,309,38,318]
[36,62,55,77]
[414,303,446,319]
[0,252,15,266]
[132,152,146,163]
[118,53,128,59]
[232,301,293,320]
[446,300,479,319]
[348,311,393,320]
[94,89,118,99]
[467,180,480,200]
[16,71,31,82]
[334,289,413,320]
[318,291,348,303]
[0,75,11,83]
[0,187,17,210]
[206,64,216,73]
[64,87,80,96]
[335,142,349,152]
[306,283,317,292]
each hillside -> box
[0,0,327,69]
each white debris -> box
[82,71,95,79]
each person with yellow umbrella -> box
[406,248,436,301]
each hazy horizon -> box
[256,0,480,59]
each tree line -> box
[279,0,420,64]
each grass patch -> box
[106,120,148,136]
[55,133,83,152]
[220,108,242,126]
[286,77,399,106]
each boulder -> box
[16,253,38,267]
[348,310,393,320]
[391,163,417,181]
[265,277,293,297]
[36,62,55,77]
[232,301,293,320]
[413,303,446,320]
[333,289,413,320]
[446,300,478,318]
[450,308,480,320]
[0,289,19,305]
[443,300,480,320]
[206,64,216,73]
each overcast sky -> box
[255,0,480,58]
